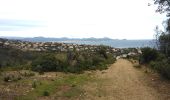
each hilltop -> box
[0,36,114,42]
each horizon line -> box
[0,35,154,40]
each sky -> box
[0,0,167,39]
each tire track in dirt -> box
[83,59,165,100]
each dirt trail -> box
[84,59,169,100]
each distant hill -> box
[0,36,114,42]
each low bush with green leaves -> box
[20,71,35,77]
[140,47,158,64]
[0,44,116,73]
[3,75,11,82]
[149,59,170,79]
[140,47,170,79]
[3,74,22,82]
[31,47,115,73]
[43,90,50,96]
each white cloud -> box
[0,0,167,39]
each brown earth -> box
[83,59,170,100]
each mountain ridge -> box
[0,36,152,42]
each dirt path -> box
[83,59,170,100]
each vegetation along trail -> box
[83,59,170,100]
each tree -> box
[154,0,170,15]
[153,0,170,56]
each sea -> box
[2,37,155,48]
[58,39,155,48]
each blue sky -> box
[0,0,167,39]
[0,19,44,31]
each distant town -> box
[0,38,142,59]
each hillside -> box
[0,59,170,100]
[0,38,118,72]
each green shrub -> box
[17,76,22,80]
[98,63,108,70]
[31,54,60,72]
[43,90,50,96]
[3,75,11,82]
[140,47,170,79]
[0,42,116,73]
[149,61,157,70]
[154,60,170,79]
[97,46,108,59]
[140,47,158,64]
[13,76,22,81]
[29,47,115,73]
[21,71,35,77]
[3,74,22,82]
[148,55,170,79]
[32,81,37,88]
[92,56,105,66]
[39,71,44,75]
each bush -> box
[140,47,170,79]
[140,47,158,64]
[3,74,22,82]
[43,90,50,96]
[39,71,44,75]
[31,54,60,72]
[32,81,37,88]
[0,42,116,73]
[149,61,157,70]
[92,56,105,66]
[150,59,170,79]
[97,46,108,59]
[30,47,115,73]
[3,75,11,82]
[20,71,35,77]
[141,51,170,79]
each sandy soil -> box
[83,59,170,100]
